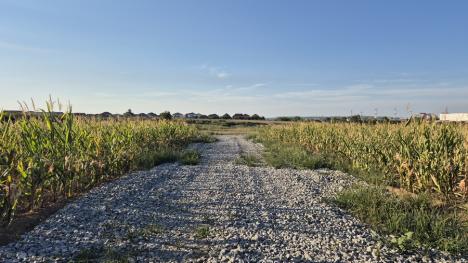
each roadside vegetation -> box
[252,121,468,255]
[179,150,201,165]
[235,153,262,167]
[0,101,203,226]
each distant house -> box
[208,114,219,119]
[100,112,113,118]
[137,113,149,118]
[439,113,468,122]
[413,113,438,121]
[147,112,158,118]
[221,113,231,119]
[232,113,250,120]
[185,112,200,119]
[172,112,184,119]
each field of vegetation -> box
[252,121,468,254]
[0,102,201,227]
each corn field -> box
[0,105,198,226]
[257,121,468,198]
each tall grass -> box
[255,121,467,198]
[0,102,199,225]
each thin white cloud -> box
[284,83,318,88]
[230,83,266,91]
[216,71,229,79]
[0,40,53,53]
[139,91,179,97]
[199,64,230,79]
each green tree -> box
[123,109,134,117]
[159,111,172,120]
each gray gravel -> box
[0,135,465,262]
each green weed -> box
[180,150,201,165]
[236,154,262,167]
[194,225,210,239]
[334,186,468,254]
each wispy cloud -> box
[223,83,266,92]
[199,64,230,79]
[0,40,54,53]
[272,83,468,104]
[216,71,229,79]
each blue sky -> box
[0,0,467,117]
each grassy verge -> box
[192,133,218,143]
[235,153,262,167]
[334,185,468,254]
[261,141,333,170]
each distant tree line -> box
[13,109,266,121]
[275,116,303,121]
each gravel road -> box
[0,135,465,262]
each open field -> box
[0,116,467,261]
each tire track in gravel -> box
[0,135,465,262]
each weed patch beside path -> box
[236,154,262,167]
[334,185,468,255]
[180,150,201,165]
[262,142,333,170]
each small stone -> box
[16,251,27,259]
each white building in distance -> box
[439,113,468,122]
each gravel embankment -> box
[0,135,465,262]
